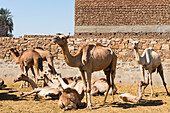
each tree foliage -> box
[0,8,13,36]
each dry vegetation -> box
[0,80,170,113]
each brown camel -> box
[73,75,115,96]
[10,48,43,88]
[132,41,169,96]
[56,74,84,111]
[34,47,57,75]
[53,35,117,109]
[14,74,62,99]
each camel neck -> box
[60,44,81,67]
[134,48,141,64]
[22,77,38,89]
[137,83,143,100]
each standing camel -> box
[132,41,169,96]
[53,35,117,109]
[34,47,57,75]
[10,48,43,88]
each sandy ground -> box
[0,80,170,113]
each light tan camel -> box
[10,48,43,88]
[14,74,62,99]
[118,81,163,105]
[118,81,147,103]
[56,74,84,111]
[53,35,117,109]
[43,70,74,89]
[34,47,57,75]
[132,41,169,96]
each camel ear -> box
[65,35,69,39]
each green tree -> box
[0,8,13,36]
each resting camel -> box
[73,75,115,96]
[10,48,43,88]
[14,74,77,100]
[53,35,117,109]
[14,74,61,99]
[56,74,84,111]
[118,80,147,103]
[43,70,74,89]
[34,47,57,75]
[118,81,163,105]
[132,41,169,96]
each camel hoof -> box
[86,105,92,110]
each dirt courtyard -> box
[0,80,170,113]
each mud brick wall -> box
[0,20,6,37]
[0,36,170,85]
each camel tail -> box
[38,58,43,72]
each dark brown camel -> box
[34,47,57,75]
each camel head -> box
[138,80,148,87]
[14,74,26,83]
[53,35,69,46]
[132,41,139,49]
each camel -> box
[118,81,163,105]
[56,74,84,111]
[43,70,74,89]
[73,74,115,96]
[34,47,57,75]
[118,80,147,103]
[14,74,62,99]
[53,35,117,109]
[10,48,43,88]
[132,41,169,96]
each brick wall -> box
[0,20,6,37]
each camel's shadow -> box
[0,91,26,101]
[93,100,164,110]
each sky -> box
[0,0,75,37]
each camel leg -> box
[80,70,87,103]
[143,72,150,95]
[111,70,116,102]
[159,70,170,95]
[86,71,92,109]
[20,62,25,88]
[30,66,36,80]
[103,70,111,104]
[20,88,41,98]
[25,66,30,87]
[141,66,145,81]
[148,72,154,97]
[47,56,56,75]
